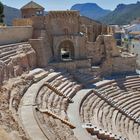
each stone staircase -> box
[73,70,101,86]
[0,42,29,64]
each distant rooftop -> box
[21,1,44,10]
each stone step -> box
[1,45,20,52]
[57,81,69,90]
[0,42,27,50]
[4,58,11,64]
[0,52,17,61]
[34,71,49,82]
[29,68,45,75]
[0,50,17,58]
[74,72,100,85]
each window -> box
[36,11,43,16]
[36,11,40,15]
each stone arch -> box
[58,40,75,61]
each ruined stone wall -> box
[101,56,136,76]
[0,26,33,45]
[79,16,108,42]
[31,16,45,30]
[21,8,44,18]
[30,16,47,40]
[49,59,91,71]
[29,37,52,67]
[103,35,120,57]
[10,14,113,68]
[86,38,105,65]
[53,35,87,61]
[86,34,136,75]
[0,43,36,84]
[17,16,53,67]
[112,56,136,73]
[13,18,33,26]
[29,38,45,67]
[86,35,119,65]
[44,11,80,35]
[99,35,136,75]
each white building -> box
[125,24,140,33]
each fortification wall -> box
[45,11,80,35]
[112,56,136,73]
[13,18,33,26]
[49,59,91,71]
[0,26,33,45]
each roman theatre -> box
[0,1,139,140]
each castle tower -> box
[21,1,44,18]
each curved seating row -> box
[36,72,82,118]
[34,71,83,139]
[0,42,28,64]
[20,70,79,140]
[80,75,140,140]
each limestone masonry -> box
[12,3,136,76]
[0,1,139,140]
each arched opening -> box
[59,40,74,61]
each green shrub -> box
[0,1,4,23]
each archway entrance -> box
[59,40,74,61]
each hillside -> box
[3,5,21,26]
[4,1,140,26]
[3,5,49,26]
[71,3,111,20]
[99,2,140,25]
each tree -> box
[0,1,4,23]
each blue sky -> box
[1,0,139,10]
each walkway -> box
[19,72,59,140]
[67,89,94,140]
